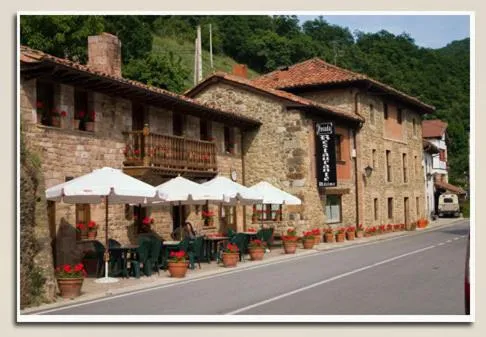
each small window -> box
[384,103,389,119]
[443,198,454,203]
[370,104,375,124]
[387,197,393,219]
[173,114,184,136]
[402,153,408,183]
[374,198,379,221]
[372,149,377,168]
[397,108,403,124]
[200,120,212,141]
[335,134,342,161]
[253,204,282,221]
[325,195,341,223]
[414,155,418,176]
[224,126,236,154]
[386,150,392,182]
[74,89,94,131]
[36,81,55,126]
[416,197,420,216]
[222,205,236,226]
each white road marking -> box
[225,245,437,315]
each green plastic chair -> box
[257,228,274,249]
[146,235,162,276]
[188,236,204,269]
[230,233,249,262]
[130,236,151,278]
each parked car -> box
[465,234,470,315]
[437,193,460,217]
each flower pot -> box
[283,241,297,254]
[51,116,61,127]
[314,234,321,245]
[346,231,355,241]
[73,119,80,130]
[85,121,95,132]
[324,233,334,243]
[222,252,239,267]
[248,247,265,261]
[57,278,83,299]
[356,231,364,238]
[87,231,97,240]
[336,233,345,242]
[167,261,188,278]
[302,238,315,249]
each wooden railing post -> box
[143,124,151,167]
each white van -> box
[438,193,460,217]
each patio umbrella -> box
[202,176,263,206]
[151,176,227,239]
[45,167,159,283]
[248,181,302,230]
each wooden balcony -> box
[122,127,218,179]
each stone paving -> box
[21,217,465,314]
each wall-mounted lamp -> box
[364,165,373,178]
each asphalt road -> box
[35,219,469,316]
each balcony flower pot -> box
[87,221,97,240]
[87,230,97,240]
[248,239,265,261]
[302,238,315,249]
[55,263,86,299]
[346,231,355,241]
[324,231,334,243]
[336,231,345,242]
[76,223,87,240]
[167,261,188,278]
[282,240,297,254]
[311,229,321,245]
[222,252,239,267]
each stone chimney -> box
[87,33,122,77]
[232,64,248,78]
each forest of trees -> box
[20,15,470,188]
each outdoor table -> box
[203,236,229,262]
[109,244,139,278]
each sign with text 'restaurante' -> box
[315,122,337,187]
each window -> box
[397,108,403,124]
[370,104,375,124]
[384,103,389,119]
[224,126,236,154]
[374,198,379,221]
[372,149,377,168]
[416,197,420,216]
[325,195,341,223]
[335,134,342,161]
[200,119,212,141]
[133,205,148,233]
[402,153,408,183]
[74,89,94,131]
[412,118,417,136]
[387,197,393,219]
[222,205,236,226]
[36,81,55,126]
[173,114,184,136]
[253,204,282,221]
[386,150,392,182]
[76,204,91,240]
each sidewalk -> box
[21,216,465,314]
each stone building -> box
[20,33,261,266]
[188,58,436,229]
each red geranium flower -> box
[74,263,84,272]
[63,264,72,273]
[78,111,85,119]
[142,217,153,225]
[61,110,67,117]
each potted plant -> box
[51,108,61,127]
[73,110,83,129]
[141,216,154,233]
[346,226,356,240]
[202,210,215,227]
[302,231,315,249]
[335,227,346,242]
[76,223,87,241]
[167,250,188,278]
[312,228,321,245]
[55,263,86,299]
[282,228,299,254]
[378,224,386,234]
[356,224,364,238]
[59,110,68,128]
[248,239,265,261]
[324,228,334,243]
[221,243,239,267]
[85,110,96,132]
[386,224,393,233]
[87,220,97,240]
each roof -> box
[185,72,364,123]
[20,46,261,130]
[422,119,448,138]
[252,58,435,114]
[435,180,466,195]
[423,140,440,153]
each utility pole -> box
[197,25,202,82]
[209,23,213,70]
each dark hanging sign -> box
[315,122,337,187]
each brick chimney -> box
[87,33,122,77]
[232,64,248,78]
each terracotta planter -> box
[356,231,364,238]
[302,238,315,249]
[283,241,297,254]
[73,119,80,130]
[51,116,61,127]
[87,231,97,240]
[324,233,335,243]
[314,234,321,245]
[222,252,239,267]
[336,233,345,242]
[346,231,355,241]
[57,278,83,299]
[248,247,265,261]
[167,261,188,278]
[85,121,95,132]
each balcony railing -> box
[122,127,217,173]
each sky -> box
[297,15,471,49]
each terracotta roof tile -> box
[252,57,435,113]
[422,119,448,138]
[185,72,364,123]
[20,46,260,126]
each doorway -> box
[404,197,409,226]
[172,204,186,232]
